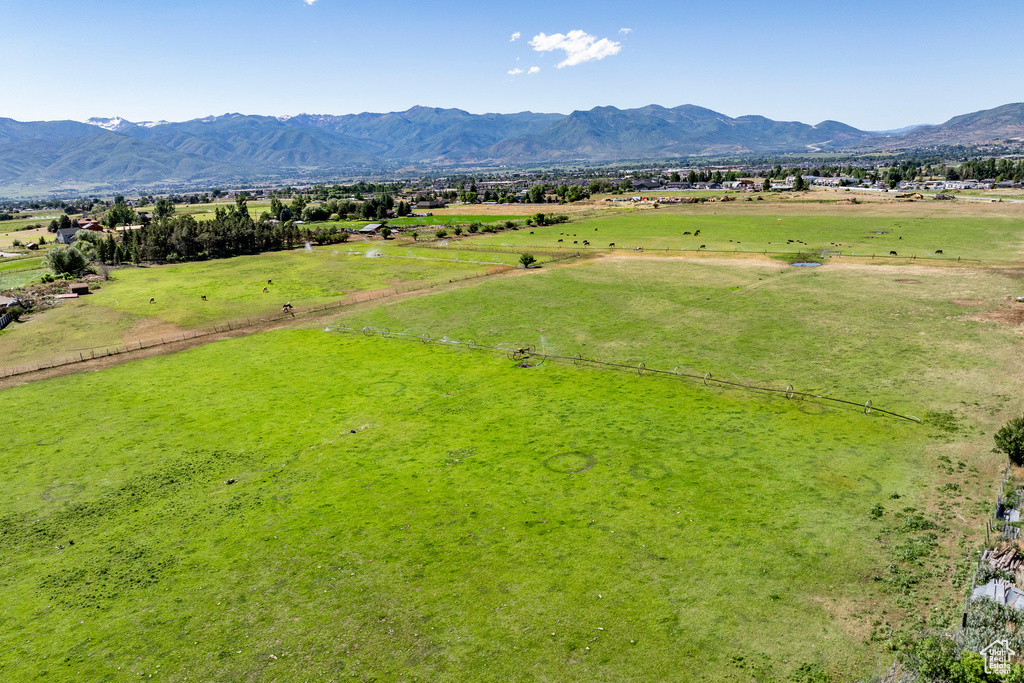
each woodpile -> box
[987,545,1024,572]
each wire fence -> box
[325,325,923,424]
[0,254,586,380]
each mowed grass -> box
[0,330,930,681]
[469,209,1024,261]
[0,245,521,368]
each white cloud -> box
[529,30,622,68]
[528,66,540,74]
[619,27,634,35]
[304,0,317,5]
[508,68,524,76]
[510,31,521,42]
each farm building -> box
[359,223,384,235]
[55,226,80,244]
[69,283,90,296]
[415,199,447,209]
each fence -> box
[488,242,982,263]
[0,255,576,379]
[0,312,12,331]
[326,325,923,424]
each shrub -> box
[44,246,89,276]
[37,235,46,246]
[435,229,448,239]
[467,222,480,234]
[12,239,22,247]
[995,414,1024,466]
[519,253,537,268]
[504,221,516,230]
[6,305,23,321]
[380,226,392,240]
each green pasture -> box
[1,203,1020,680]
[339,256,1024,411]
[0,269,45,290]
[0,329,938,681]
[0,245,522,368]
[0,255,44,273]
[468,210,1024,262]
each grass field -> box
[0,244,533,368]
[1,201,1022,680]
[468,206,1024,262]
[0,329,946,681]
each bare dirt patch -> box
[973,305,1024,327]
[951,299,989,307]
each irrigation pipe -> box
[326,325,922,424]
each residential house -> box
[55,226,80,244]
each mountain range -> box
[1,102,1022,196]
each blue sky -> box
[2,0,1021,130]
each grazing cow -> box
[201,295,207,301]
[635,246,643,252]
[694,230,701,236]
[263,286,268,293]
[935,249,943,254]
[574,241,578,244]
[699,245,706,249]
[683,231,691,235]
[149,297,155,304]
[268,279,273,284]
[583,240,589,246]
[890,251,897,256]
[609,243,615,247]
[557,238,563,243]
[529,231,534,235]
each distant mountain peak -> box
[86,116,168,131]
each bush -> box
[453,226,463,236]
[467,222,480,234]
[995,414,1024,466]
[504,221,516,230]
[11,239,21,247]
[44,246,89,276]
[435,229,448,239]
[519,253,537,268]
[6,305,23,321]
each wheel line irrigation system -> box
[327,325,923,424]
